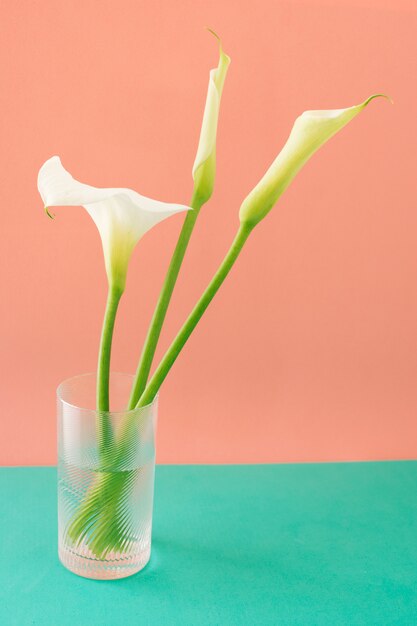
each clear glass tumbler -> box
[57,373,158,580]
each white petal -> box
[38,156,191,288]
[192,69,220,178]
[239,95,390,226]
[192,33,230,195]
[38,156,189,223]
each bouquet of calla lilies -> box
[38,32,389,559]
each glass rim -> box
[56,372,158,416]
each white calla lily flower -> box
[192,30,230,203]
[240,94,391,227]
[38,156,191,290]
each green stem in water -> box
[128,191,204,409]
[97,285,123,456]
[136,222,253,408]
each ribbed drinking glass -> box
[57,373,158,580]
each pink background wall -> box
[1,0,416,465]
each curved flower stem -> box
[128,191,204,409]
[136,221,254,408]
[97,285,123,456]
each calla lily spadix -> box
[239,94,391,228]
[38,156,191,291]
[192,29,231,204]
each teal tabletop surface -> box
[0,462,416,625]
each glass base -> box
[59,541,151,580]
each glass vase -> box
[57,373,158,580]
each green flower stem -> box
[66,469,137,558]
[128,191,204,409]
[136,221,253,408]
[96,285,123,456]
[69,223,252,557]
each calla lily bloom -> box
[38,156,191,291]
[126,32,231,410]
[240,94,391,228]
[192,30,231,204]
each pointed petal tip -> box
[205,27,231,63]
[206,27,221,44]
[177,203,194,214]
[363,93,393,107]
[44,206,55,219]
